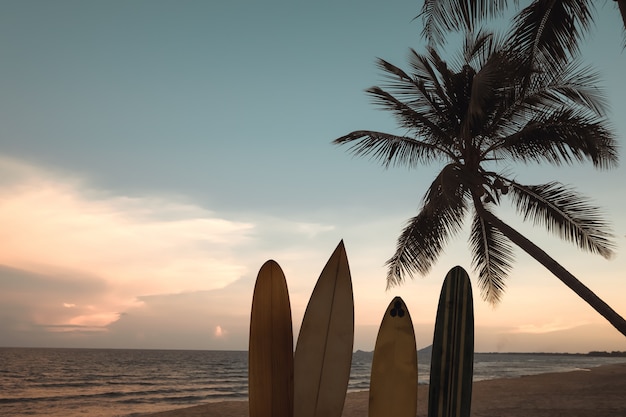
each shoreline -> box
[139,362,626,417]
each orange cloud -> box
[0,157,255,329]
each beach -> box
[141,362,626,417]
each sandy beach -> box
[141,362,626,417]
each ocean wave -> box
[2,348,625,417]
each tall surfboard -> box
[428,266,474,417]
[248,260,294,417]
[294,240,354,417]
[369,296,418,417]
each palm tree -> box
[333,30,626,336]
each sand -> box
[140,362,626,417]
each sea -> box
[1,347,625,417]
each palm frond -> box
[405,49,459,144]
[618,0,626,48]
[495,108,618,169]
[375,58,450,128]
[408,48,453,110]
[470,209,515,304]
[376,57,412,81]
[386,164,468,286]
[510,0,595,72]
[521,59,609,117]
[365,86,456,143]
[418,0,510,46]
[462,28,494,64]
[482,59,608,149]
[333,130,446,168]
[509,181,616,258]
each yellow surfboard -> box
[294,241,354,417]
[248,260,294,417]
[369,296,418,417]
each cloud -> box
[0,156,256,336]
[0,161,254,294]
[101,279,253,349]
[294,222,335,238]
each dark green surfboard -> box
[428,266,474,417]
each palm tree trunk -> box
[475,203,626,337]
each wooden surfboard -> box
[428,266,474,417]
[368,296,418,417]
[294,240,354,417]
[248,260,294,417]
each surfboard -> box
[428,265,474,417]
[294,240,354,417]
[248,260,294,417]
[368,296,418,417]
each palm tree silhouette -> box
[333,28,626,335]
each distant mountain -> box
[587,351,626,357]
[417,344,432,359]
[353,350,373,361]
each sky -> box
[0,0,625,353]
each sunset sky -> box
[1,0,625,353]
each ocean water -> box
[1,347,625,417]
